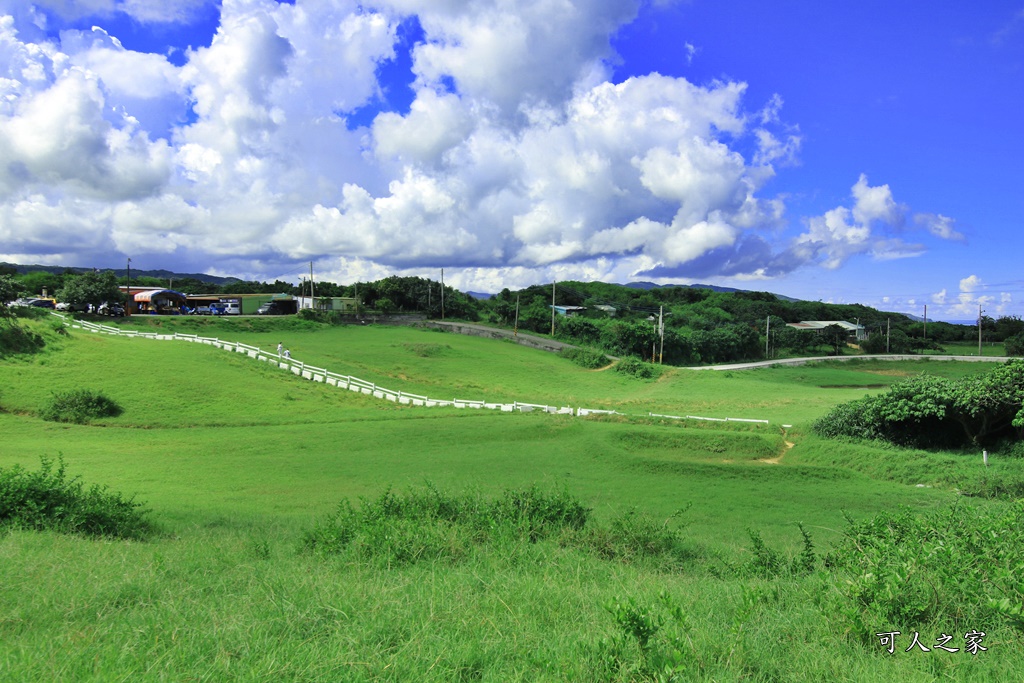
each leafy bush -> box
[0,323,45,357]
[40,389,123,424]
[302,484,591,565]
[0,456,152,539]
[824,501,1024,635]
[813,360,1024,449]
[559,347,610,369]
[615,356,660,380]
[1006,331,1024,357]
[578,506,697,568]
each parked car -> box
[191,305,212,315]
[56,302,89,312]
[15,298,56,309]
[97,302,125,317]
[256,301,288,315]
[222,301,241,315]
[209,303,228,315]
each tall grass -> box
[1,319,1021,680]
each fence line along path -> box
[54,313,782,426]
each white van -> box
[222,301,241,315]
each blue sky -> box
[0,0,1021,320]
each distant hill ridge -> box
[5,262,800,301]
[2,262,240,286]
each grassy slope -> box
[0,316,1018,681]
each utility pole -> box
[886,318,890,353]
[924,304,927,341]
[979,304,984,356]
[310,261,315,309]
[514,294,520,337]
[126,257,131,316]
[440,268,445,321]
[659,307,667,366]
[765,315,770,358]
[550,281,556,336]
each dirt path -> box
[759,437,795,465]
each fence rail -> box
[54,313,775,427]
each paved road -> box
[420,321,1013,371]
[418,320,577,353]
[691,354,1013,371]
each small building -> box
[550,305,587,317]
[593,305,617,317]
[786,320,867,341]
[120,287,187,315]
[294,296,358,312]
[186,293,296,315]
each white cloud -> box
[851,173,903,226]
[915,212,964,241]
[393,0,641,115]
[960,274,982,292]
[28,0,210,25]
[0,0,966,293]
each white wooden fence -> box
[55,313,775,425]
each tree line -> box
[5,265,1020,365]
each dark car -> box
[256,301,288,315]
[98,302,125,317]
[209,303,228,315]
[20,298,56,309]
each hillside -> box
[1,312,1022,680]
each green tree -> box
[0,274,21,308]
[16,270,62,297]
[1006,332,1024,357]
[821,324,847,356]
[56,271,122,310]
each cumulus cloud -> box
[0,0,965,290]
[27,0,211,25]
[915,212,964,241]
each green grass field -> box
[1,314,1020,681]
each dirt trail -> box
[759,436,795,465]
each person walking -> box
[283,348,291,360]
[277,342,283,356]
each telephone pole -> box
[514,294,520,337]
[550,281,556,336]
[126,257,132,316]
[440,268,445,320]
[978,304,984,356]
[658,306,664,364]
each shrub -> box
[40,389,123,424]
[0,323,45,357]
[559,347,609,369]
[302,484,591,565]
[0,456,152,539]
[824,501,1024,635]
[615,356,660,380]
[1006,331,1024,357]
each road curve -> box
[690,354,1013,371]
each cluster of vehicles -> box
[11,297,291,316]
[8,298,126,316]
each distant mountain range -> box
[2,262,240,286]
[623,281,801,302]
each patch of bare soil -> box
[759,439,795,465]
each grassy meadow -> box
[1,313,1021,681]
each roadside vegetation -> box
[2,314,1023,680]
[6,266,1022,368]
